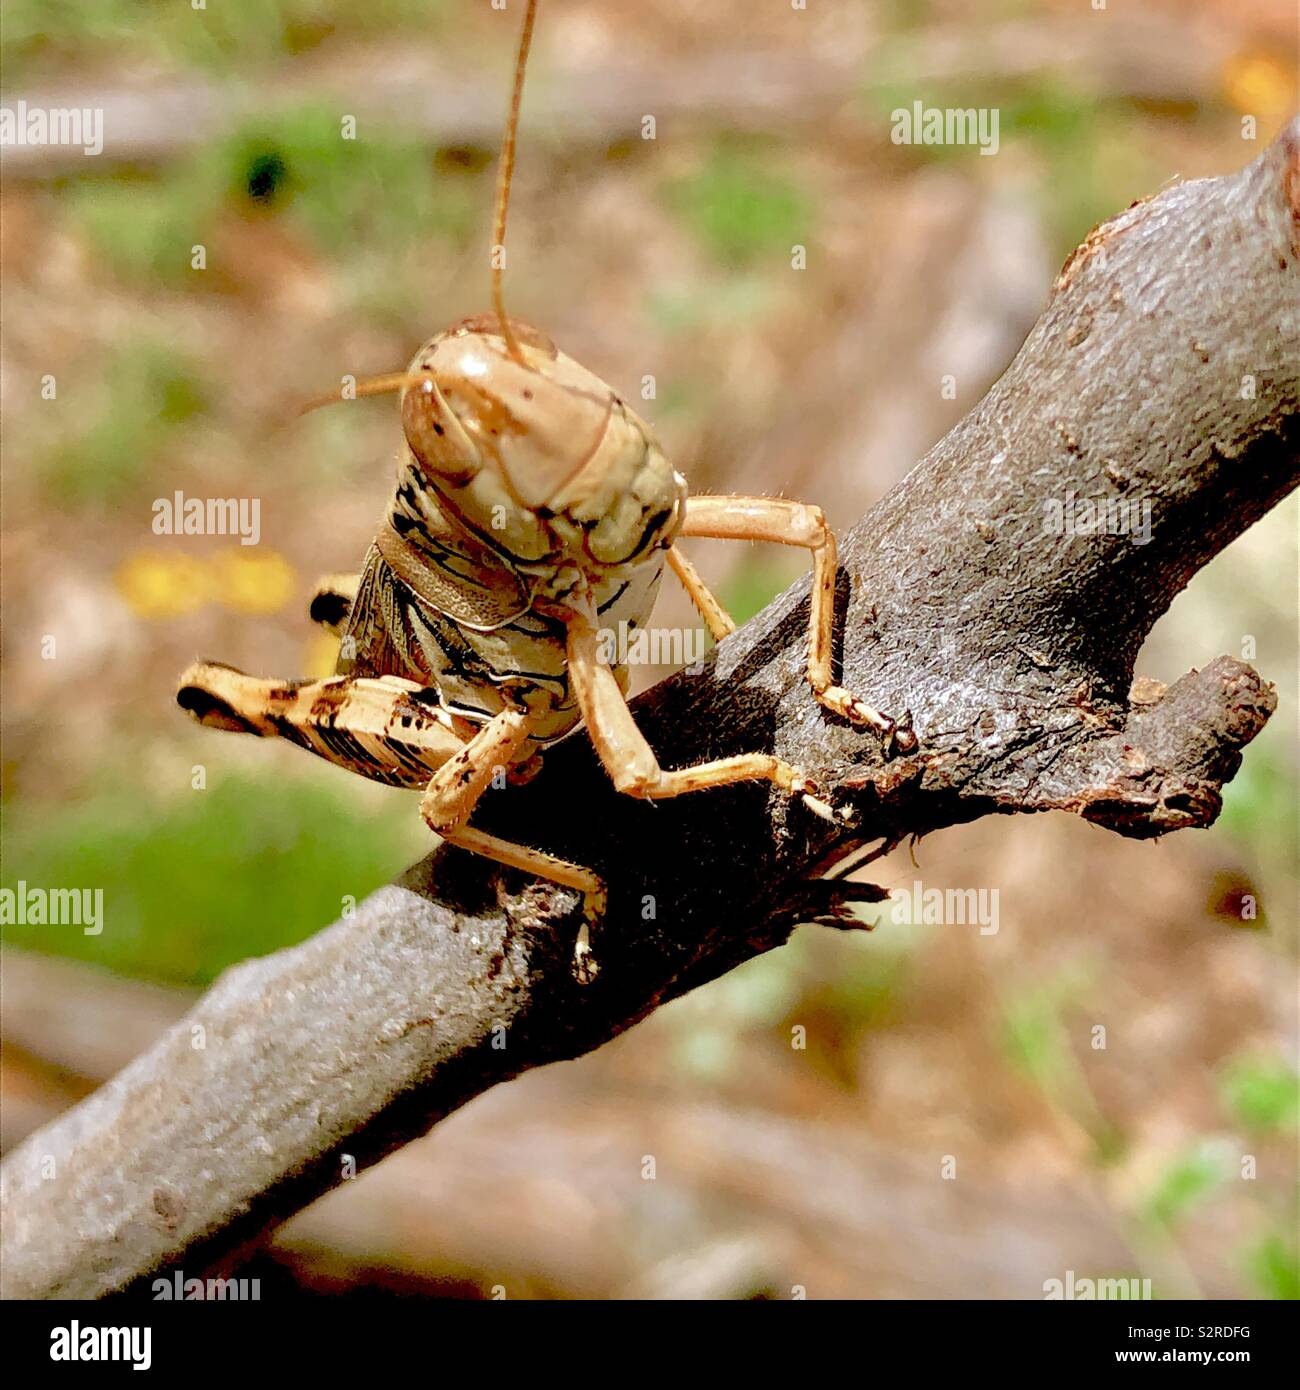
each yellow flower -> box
[1222,50,1296,126]
[213,549,297,615]
[115,551,212,619]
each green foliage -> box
[998,82,1097,150]
[878,0,938,27]
[1218,742,1298,869]
[67,105,471,295]
[65,177,210,286]
[645,378,706,424]
[668,921,914,1084]
[1000,972,1085,1093]
[38,340,207,509]
[2,0,447,82]
[1140,1143,1228,1230]
[1242,1232,1300,1301]
[719,552,804,627]
[644,275,775,334]
[209,106,470,258]
[1219,1053,1300,1134]
[1003,85,1154,257]
[1,769,420,986]
[664,143,813,267]
[811,916,915,1029]
[865,70,1153,258]
[669,947,802,1081]
[999,967,1124,1166]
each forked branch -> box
[2,121,1297,1299]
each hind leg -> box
[179,662,606,981]
[176,662,467,787]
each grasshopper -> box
[177,0,915,982]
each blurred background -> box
[1,0,1296,1299]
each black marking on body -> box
[597,580,631,615]
[309,685,350,721]
[405,687,445,711]
[176,685,261,734]
[407,603,495,683]
[338,547,428,683]
[612,507,674,566]
[314,722,386,776]
[411,602,570,697]
[391,504,495,595]
[440,696,497,722]
[390,694,441,731]
[502,606,568,639]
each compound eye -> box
[401,375,478,486]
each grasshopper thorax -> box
[400,315,686,574]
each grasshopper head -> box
[390,2,683,576]
[400,315,685,568]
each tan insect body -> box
[177,0,914,982]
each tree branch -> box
[3,120,1297,1300]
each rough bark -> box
[2,120,1297,1300]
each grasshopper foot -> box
[882,709,917,757]
[814,683,917,757]
[790,770,837,823]
[573,920,599,985]
[571,890,605,985]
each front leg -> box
[675,496,916,754]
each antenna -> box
[297,371,432,417]
[490,0,539,364]
[298,1,541,417]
